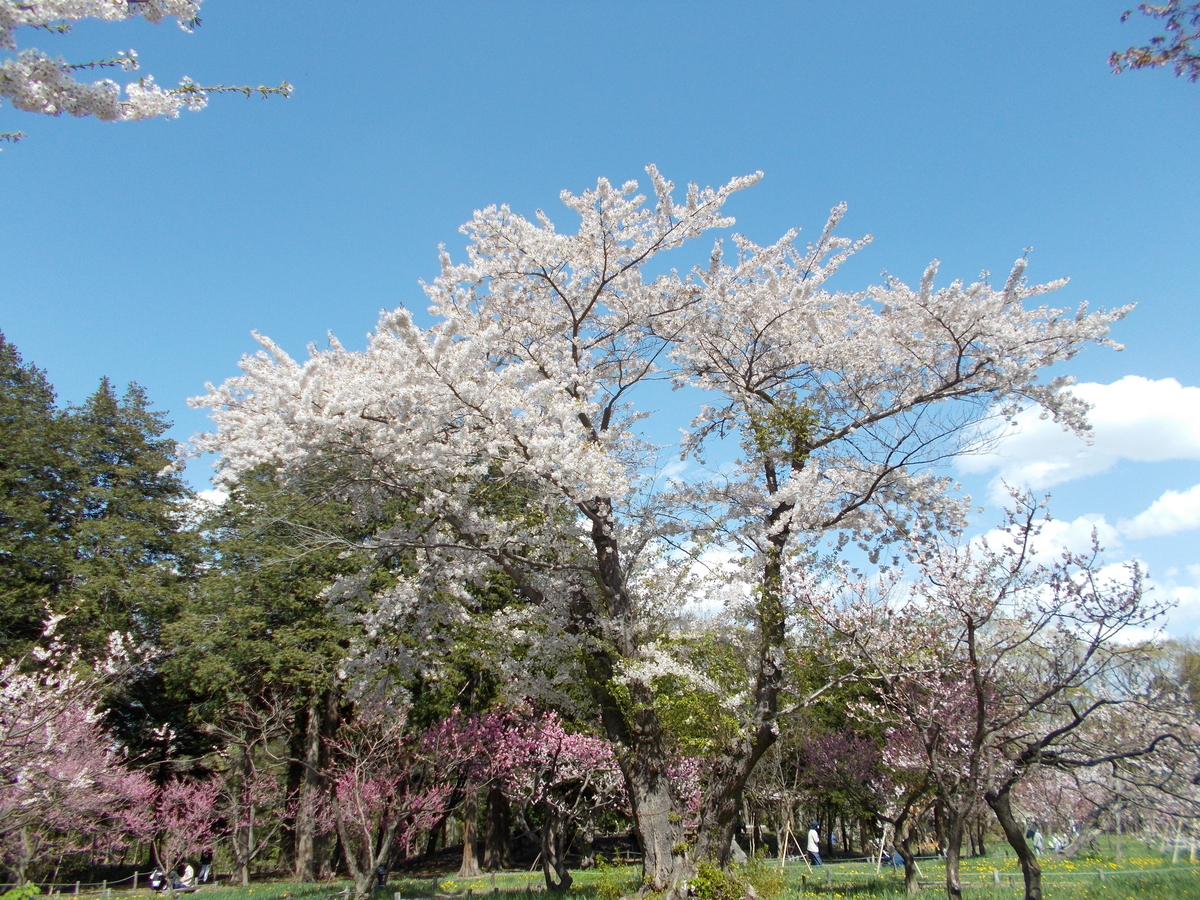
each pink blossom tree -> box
[498,712,625,891]
[425,708,628,890]
[135,777,222,888]
[327,710,450,900]
[419,708,505,878]
[0,626,152,883]
[826,495,1193,900]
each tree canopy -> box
[197,167,1133,897]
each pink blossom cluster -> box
[0,633,154,881]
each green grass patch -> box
[44,840,1200,900]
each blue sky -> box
[3,2,1199,633]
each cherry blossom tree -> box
[826,496,1193,900]
[139,777,221,887]
[425,708,627,889]
[873,657,988,900]
[197,167,1128,896]
[0,622,152,883]
[1112,2,1200,81]
[0,1,290,145]
[327,710,449,900]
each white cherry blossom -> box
[0,0,288,137]
[195,168,1130,896]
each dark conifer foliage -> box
[62,377,198,654]
[0,332,73,653]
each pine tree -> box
[0,332,72,653]
[62,378,196,654]
[168,465,361,705]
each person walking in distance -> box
[807,822,823,867]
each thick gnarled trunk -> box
[622,742,689,892]
[892,799,923,895]
[986,788,1043,900]
[941,808,966,900]
[578,490,792,895]
[898,835,921,895]
[539,806,574,892]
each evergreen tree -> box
[62,378,197,654]
[167,465,362,708]
[0,332,72,653]
[163,465,379,878]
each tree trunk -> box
[985,788,1043,900]
[942,808,966,900]
[14,827,30,885]
[330,785,400,900]
[294,689,339,882]
[1061,825,1104,859]
[691,736,775,864]
[933,799,946,857]
[458,792,482,878]
[579,821,597,870]
[540,805,573,892]
[893,798,923,895]
[483,784,512,871]
[236,794,253,886]
[294,693,322,882]
[692,517,790,865]
[316,690,341,878]
[898,828,921,895]
[620,736,689,893]
[234,745,255,887]
[573,488,793,895]
[582,671,690,894]
[280,703,308,871]
[574,501,693,896]
[1057,795,1110,859]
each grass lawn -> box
[128,861,1200,900]
[36,840,1200,900]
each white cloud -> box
[657,458,690,481]
[197,488,228,506]
[1159,581,1200,639]
[1040,514,1123,556]
[974,512,1122,563]
[958,376,1200,499]
[1120,483,1200,540]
